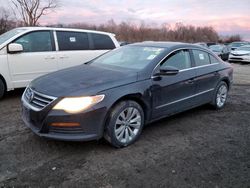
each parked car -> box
[209,44,230,61]
[119,41,131,46]
[0,27,120,98]
[206,42,217,47]
[230,41,250,51]
[194,42,208,48]
[21,42,233,148]
[229,45,250,63]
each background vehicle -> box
[194,42,208,48]
[209,44,230,61]
[230,41,250,51]
[119,41,131,46]
[21,42,233,148]
[229,45,250,63]
[0,27,120,99]
[206,42,217,47]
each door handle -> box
[214,71,219,76]
[59,55,69,59]
[185,79,194,84]
[45,56,55,60]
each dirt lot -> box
[0,63,250,188]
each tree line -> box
[0,0,243,43]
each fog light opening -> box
[50,122,80,127]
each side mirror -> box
[8,43,23,53]
[157,66,179,76]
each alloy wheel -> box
[216,84,228,108]
[114,107,142,144]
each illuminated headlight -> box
[53,95,105,113]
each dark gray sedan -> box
[21,42,233,147]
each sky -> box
[2,0,250,40]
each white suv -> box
[0,27,120,98]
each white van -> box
[0,27,120,98]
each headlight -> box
[53,95,105,113]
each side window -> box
[91,33,115,50]
[161,49,191,70]
[192,50,210,66]
[57,31,89,51]
[14,31,53,52]
[209,54,219,64]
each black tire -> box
[0,79,5,99]
[104,100,144,148]
[211,81,228,109]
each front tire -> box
[0,79,5,99]
[212,81,228,109]
[104,100,144,148]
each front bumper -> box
[21,99,108,141]
[229,54,250,63]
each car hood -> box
[30,65,138,97]
[231,50,250,55]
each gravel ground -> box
[0,63,250,188]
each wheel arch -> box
[220,77,230,90]
[104,93,150,128]
[0,74,7,92]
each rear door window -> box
[57,31,89,51]
[192,50,210,66]
[161,49,192,70]
[91,33,115,50]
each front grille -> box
[24,87,56,111]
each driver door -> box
[151,49,196,119]
[7,30,58,88]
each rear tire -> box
[211,81,228,109]
[0,79,5,99]
[104,100,144,148]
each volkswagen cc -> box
[21,42,233,147]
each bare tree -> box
[0,7,17,34]
[11,0,59,26]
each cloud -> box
[36,0,250,40]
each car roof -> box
[15,26,115,36]
[130,41,198,49]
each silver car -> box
[229,45,250,63]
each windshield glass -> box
[238,46,250,51]
[91,46,165,70]
[0,28,27,45]
[209,45,223,52]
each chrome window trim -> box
[22,87,57,112]
[151,47,220,78]
[155,88,214,109]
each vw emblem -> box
[26,88,34,102]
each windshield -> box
[209,45,223,52]
[91,46,165,70]
[237,46,250,51]
[0,28,27,45]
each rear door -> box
[151,49,196,118]
[7,30,57,88]
[56,31,93,69]
[56,31,116,69]
[191,50,221,104]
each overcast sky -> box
[2,0,250,40]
